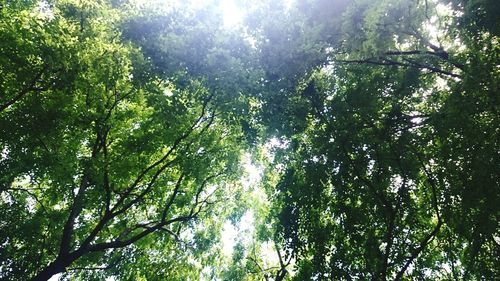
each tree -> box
[1,1,246,280]
[1,0,498,280]
[250,0,499,279]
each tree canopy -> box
[0,0,498,280]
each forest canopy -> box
[0,0,498,280]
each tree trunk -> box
[31,258,68,281]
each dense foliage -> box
[248,0,499,280]
[0,0,498,280]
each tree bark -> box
[31,257,70,281]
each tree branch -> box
[161,173,185,222]
[111,92,214,212]
[0,65,48,112]
[394,153,443,280]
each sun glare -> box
[220,0,244,28]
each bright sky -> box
[221,210,256,256]
[221,0,294,27]
[221,153,262,256]
[220,0,244,27]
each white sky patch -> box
[13,175,32,187]
[260,241,280,268]
[1,146,9,161]
[131,0,248,30]
[262,137,290,163]
[283,0,294,10]
[435,76,450,91]
[164,88,174,97]
[221,210,255,257]
[37,0,55,20]
[47,275,115,281]
[241,153,262,190]
[268,137,290,149]
[423,2,456,49]
[222,220,237,256]
[244,35,258,49]
[221,153,263,256]
[220,0,244,28]
[132,0,178,11]
[48,274,61,281]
